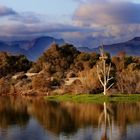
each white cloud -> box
[69,0,140,47]
[74,0,140,26]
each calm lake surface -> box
[0,96,140,140]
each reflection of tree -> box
[0,96,29,129]
[98,102,114,140]
[30,101,102,135]
[115,103,140,139]
[29,101,78,134]
[1,96,140,140]
[1,97,140,140]
[30,100,140,139]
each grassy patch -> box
[45,94,140,103]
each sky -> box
[0,0,140,47]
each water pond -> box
[0,96,140,140]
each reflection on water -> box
[0,97,140,140]
[98,102,113,140]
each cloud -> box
[68,0,140,47]
[9,12,42,24]
[0,22,99,36]
[0,4,101,41]
[73,0,140,26]
[0,2,140,48]
[0,5,16,16]
[0,21,99,42]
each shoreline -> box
[45,94,140,103]
[1,93,140,103]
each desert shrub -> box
[78,68,102,94]
[5,55,32,73]
[124,56,133,67]
[0,53,32,78]
[112,56,125,71]
[28,63,41,73]
[32,74,51,92]
[116,70,140,94]
[0,78,11,94]
[88,53,100,68]
[60,44,80,58]
[74,62,84,71]
[51,78,61,86]
[88,59,96,68]
[127,63,140,71]
[77,52,91,61]
[53,71,65,79]
[117,51,126,58]
[13,79,32,94]
[37,43,80,78]
[112,56,136,71]
[67,72,77,78]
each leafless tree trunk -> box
[97,45,114,95]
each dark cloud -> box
[0,22,99,42]
[0,5,16,16]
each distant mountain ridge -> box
[78,37,140,56]
[0,36,65,60]
[0,36,140,61]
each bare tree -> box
[97,44,114,95]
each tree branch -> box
[107,77,114,82]
[97,65,104,86]
[107,63,111,80]
[100,69,104,76]
[107,83,114,91]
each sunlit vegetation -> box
[0,52,32,78]
[0,43,139,96]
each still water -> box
[0,96,140,140]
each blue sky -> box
[0,0,78,22]
[0,0,140,47]
[1,0,139,17]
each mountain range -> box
[0,36,140,61]
[78,37,140,56]
[0,36,64,60]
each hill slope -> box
[78,37,140,56]
[0,36,65,60]
[0,37,140,61]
